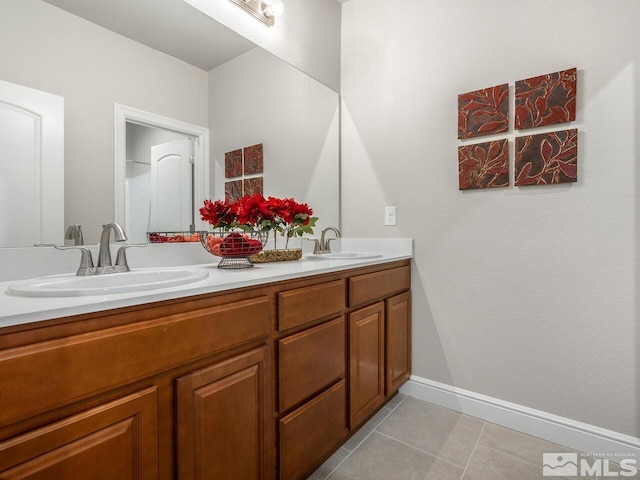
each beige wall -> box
[0,0,208,243]
[341,0,639,437]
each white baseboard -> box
[400,375,640,462]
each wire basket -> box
[200,231,265,269]
[147,231,202,243]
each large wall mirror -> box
[0,0,339,246]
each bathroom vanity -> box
[0,256,411,480]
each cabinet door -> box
[386,292,411,395]
[348,302,385,428]
[176,345,273,480]
[0,388,158,479]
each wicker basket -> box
[249,249,302,263]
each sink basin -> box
[6,268,209,298]
[304,252,382,261]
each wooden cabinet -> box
[0,388,158,479]
[277,280,348,480]
[0,260,410,480]
[348,269,412,430]
[176,346,272,480]
[348,302,385,428]
[386,292,411,395]
[0,293,273,480]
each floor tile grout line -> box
[374,431,466,472]
[320,395,409,480]
[478,442,573,472]
[320,448,352,480]
[460,421,487,480]
[343,396,406,454]
[466,441,599,478]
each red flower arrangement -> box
[200,194,318,249]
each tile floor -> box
[307,395,638,480]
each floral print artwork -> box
[515,129,578,186]
[225,180,243,201]
[243,143,264,175]
[458,139,509,190]
[458,84,509,139]
[515,68,577,129]
[244,177,263,196]
[225,149,243,178]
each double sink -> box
[5,252,382,298]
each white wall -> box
[209,47,340,235]
[341,0,639,438]
[0,0,208,243]
[183,0,341,92]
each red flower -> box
[237,194,276,226]
[199,199,238,227]
[200,195,317,249]
[271,197,313,224]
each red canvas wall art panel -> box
[225,180,243,201]
[458,139,509,190]
[458,84,509,139]
[515,129,578,186]
[243,177,263,196]
[515,68,577,129]
[225,149,243,178]
[243,143,264,175]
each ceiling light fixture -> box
[228,0,284,27]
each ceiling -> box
[42,0,257,71]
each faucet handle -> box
[114,243,147,270]
[54,245,95,275]
[304,238,321,254]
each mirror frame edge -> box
[113,103,210,234]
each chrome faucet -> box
[312,226,342,254]
[55,222,146,276]
[64,224,84,245]
[97,222,128,267]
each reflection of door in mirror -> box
[125,123,194,243]
[150,138,193,233]
[0,80,64,247]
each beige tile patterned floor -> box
[307,395,638,480]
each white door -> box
[0,80,64,247]
[150,138,192,232]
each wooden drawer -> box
[278,280,345,331]
[0,296,271,426]
[279,317,345,412]
[279,380,347,480]
[348,265,410,307]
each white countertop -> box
[0,239,412,329]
